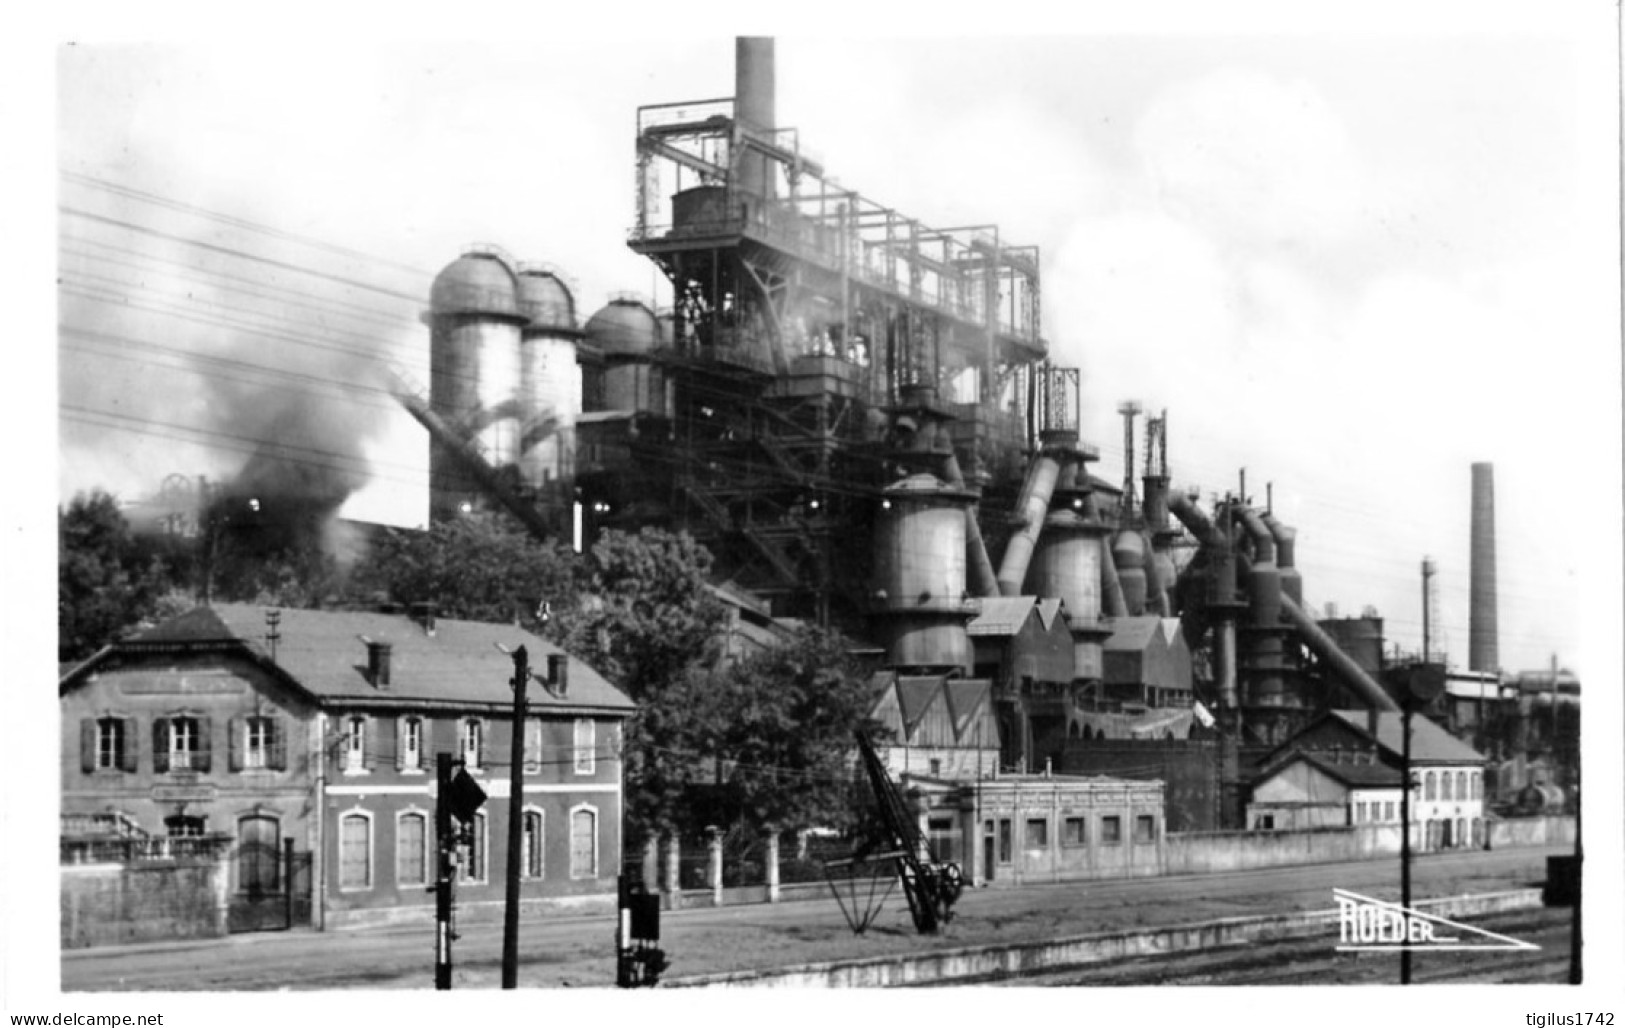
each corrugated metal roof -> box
[1328,710,1484,764]
[113,604,634,714]
[966,596,1036,636]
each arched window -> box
[570,806,597,879]
[1456,771,1467,803]
[238,814,281,895]
[1442,773,1453,801]
[1424,771,1436,801]
[339,811,372,890]
[522,810,545,879]
[396,811,428,887]
[1472,773,1482,800]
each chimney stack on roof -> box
[409,601,438,637]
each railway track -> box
[957,907,1575,986]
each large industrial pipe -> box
[1280,594,1401,712]
[396,389,558,544]
[1235,508,1276,565]
[1469,462,1499,672]
[996,448,1064,596]
[1262,512,1302,605]
[1169,492,1237,605]
[941,449,999,599]
[1099,539,1128,618]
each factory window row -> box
[338,714,602,776]
[996,810,1158,858]
[334,804,596,893]
[78,713,287,775]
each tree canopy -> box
[58,491,169,660]
[344,513,577,631]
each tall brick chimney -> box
[1469,462,1498,672]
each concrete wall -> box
[61,854,228,949]
[1165,824,1403,875]
[1490,815,1575,849]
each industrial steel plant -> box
[382,39,1565,830]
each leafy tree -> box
[58,491,167,660]
[550,528,728,700]
[549,528,730,838]
[685,625,881,835]
[343,514,576,630]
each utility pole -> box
[501,645,530,989]
[434,752,454,990]
[1400,699,1413,985]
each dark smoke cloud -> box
[57,172,428,561]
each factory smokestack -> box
[735,37,776,201]
[735,37,775,134]
[1469,462,1498,672]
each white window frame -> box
[244,716,272,770]
[401,717,423,773]
[568,804,598,879]
[95,717,125,771]
[463,718,484,772]
[573,718,595,775]
[170,716,198,771]
[338,808,374,892]
[344,716,368,775]
[521,806,546,880]
[395,808,430,888]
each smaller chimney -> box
[547,653,569,697]
[409,601,437,637]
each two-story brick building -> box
[60,603,635,931]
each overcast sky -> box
[48,13,1619,683]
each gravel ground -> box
[61,846,1559,990]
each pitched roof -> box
[1326,710,1484,765]
[895,676,944,736]
[1103,615,1161,653]
[1034,598,1065,631]
[942,679,991,738]
[967,596,1037,637]
[1260,750,1404,789]
[98,603,634,715]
